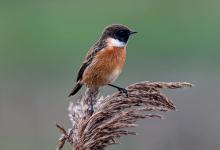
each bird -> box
[68,24,137,112]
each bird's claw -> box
[119,88,128,97]
[88,107,94,116]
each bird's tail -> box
[68,83,83,97]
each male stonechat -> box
[68,24,137,101]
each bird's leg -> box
[108,84,128,97]
[88,96,94,115]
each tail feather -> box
[68,83,82,97]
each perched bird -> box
[69,24,137,111]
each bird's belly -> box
[106,68,121,83]
[83,67,122,87]
[82,46,125,87]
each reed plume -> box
[56,81,192,150]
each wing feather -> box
[76,39,106,82]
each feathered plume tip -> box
[56,81,192,150]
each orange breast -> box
[82,46,126,87]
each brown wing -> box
[76,40,106,82]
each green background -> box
[0,0,220,149]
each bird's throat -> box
[107,38,126,47]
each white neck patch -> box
[108,38,126,47]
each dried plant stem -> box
[56,81,192,150]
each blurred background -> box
[0,0,220,150]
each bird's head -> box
[101,24,137,47]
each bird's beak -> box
[129,31,138,35]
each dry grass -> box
[56,81,192,150]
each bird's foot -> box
[118,87,128,97]
[88,97,94,116]
[108,84,129,97]
[88,107,94,116]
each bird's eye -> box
[118,30,126,36]
[119,30,124,33]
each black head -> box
[102,24,137,43]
